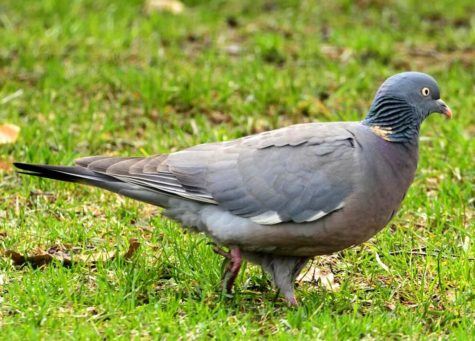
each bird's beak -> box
[436,99,452,119]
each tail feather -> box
[13,162,173,207]
[13,162,120,184]
[75,156,141,172]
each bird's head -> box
[363,72,452,142]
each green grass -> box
[1,0,474,339]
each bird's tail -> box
[13,162,172,207]
[13,162,121,186]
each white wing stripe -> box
[305,201,345,222]
[250,211,283,225]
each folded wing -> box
[173,123,357,224]
[78,123,358,225]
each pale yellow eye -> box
[421,87,430,96]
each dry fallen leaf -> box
[2,248,71,269]
[74,249,116,264]
[208,111,231,124]
[385,302,396,311]
[145,0,184,14]
[2,250,26,265]
[0,123,20,144]
[320,44,353,62]
[1,239,141,269]
[73,239,140,264]
[0,160,13,172]
[123,238,140,260]
[298,264,340,291]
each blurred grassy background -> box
[0,0,474,339]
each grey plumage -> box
[14,72,452,304]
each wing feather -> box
[73,123,359,224]
[167,123,359,224]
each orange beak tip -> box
[446,108,453,119]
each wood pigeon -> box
[14,72,452,305]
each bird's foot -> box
[285,293,298,306]
[213,246,242,294]
[275,289,298,306]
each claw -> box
[285,294,298,306]
[212,245,231,259]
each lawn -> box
[0,0,474,339]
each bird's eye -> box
[421,87,430,96]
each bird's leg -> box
[282,291,298,306]
[225,247,242,293]
[212,245,242,294]
[259,255,310,306]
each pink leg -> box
[213,246,242,294]
[225,247,242,293]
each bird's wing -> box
[79,123,359,225]
[168,123,358,224]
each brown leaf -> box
[24,254,55,268]
[70,239,140,264]
[3,250,26,265]
[320,45,353,62]
[0,160,12,172]
[1,239,139,269]
[2,247,72,268]
[0,123,20,144]
[46,245,73,267]
[297,264,340,291]
[208,111,231,124]
[385,302,396,311]
[123,238,140,260]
